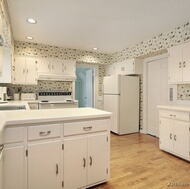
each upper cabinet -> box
[36,58,76,77]
[105,58,143,76]
[0,48,12,83]
[13,56,37,85]
[168,42,190,84]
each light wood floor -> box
[92,133,190,189]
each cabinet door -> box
[125,59,135,75]
[159,118,173,152]
[168,48,183,83]
[14,57,26,84]
[25,58,37,84]
[28,140,61,189]
[64,136,87,189]
[173,121,190,158]
[0,149,3,189]
[50,60,63,74]
[87,132,108,185]
[105,64,116,76]
[36,58,50,73]
[182,44,190,82]
[63,61,76,75]
[3,146,25,189]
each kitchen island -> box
[0,108,111,189]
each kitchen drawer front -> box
[28,124,61,141]
[3,127,24,144]
[64,119,108,136]
[160,111,189,122]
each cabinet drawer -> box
[28,124,61,141]
[3,127,24,144]
[160,111,189,122]
[64,119,108,136]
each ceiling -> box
[6,0,190,54]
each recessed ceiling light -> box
[27,18,37,24]
[93,47,98,51]
[26,36,34,40]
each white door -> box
[36,58,50,73]
[182,44,190,82]
[14,57,26,84]
[3,146,25,189]
[159,118,173,152]
[63,61,76,75]
[50,60,63,74]
[103,75,120,94]
[25,58,36,84]
[104,95,119,134]
[168,48,182,83]
[148,57,168,137]
[85,69,93,107]
[87,133,107,185]
[64,136,87,189]
[28,140,61,189]
[173,121,190,158]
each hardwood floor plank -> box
[91,133,190,189]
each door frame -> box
[76,63,99,108]
[142,53,169,134]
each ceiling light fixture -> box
[27,18,37,24]
[26,36,34,40]
[93,47,98,51]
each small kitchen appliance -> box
[0,87,7,103]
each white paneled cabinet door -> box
[168,48,183,83]
[36,58,50,73]
[173,121,190,159]
[63,61,76,75]
[159,118,173,152]
[87,133,107,185]
[25,58,36,84]
[181,44,190,82]
[14,57,26,84]
[64,136,87,189]
[50,60,63,74]
[3,146,25,189]
[27,140,61,189]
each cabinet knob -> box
[174,135,177,141]
[183,61,186,67]
[83,126,92,131]
[56,164,59,175]
[83,158,86,167]
[39,131,51,136]
[90,156,92,166]
[169,133,172,139]
[179,62,182,68]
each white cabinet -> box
[0,48,12,83]
[159,110,190,161]
[13,57,37,85]
[27,141,61,189]
[168,42,190,84]
[64,119,109,188]
[0,144,3,189]
[3,127,25,189]
[105,58,142,76]
[36,58,76,76]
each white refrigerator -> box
[103,75,139,135]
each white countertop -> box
[0,107,112,135]
[157,105,190,112]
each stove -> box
[38,91,72,102]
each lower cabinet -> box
[2,119,110,189]
[159,110,190,161]
[64,132,108,188]
[28,140,61,189]
[3,146,25,189]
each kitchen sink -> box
[0,105,26,111]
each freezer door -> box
[103,94,119,134]
[103,75,120,94]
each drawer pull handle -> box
[0,144,4,153]
[170,134,172,139]
[83,158,86,168]
[39,131,51,136]
[90,156,92,166]
[56,164,59,175]
[170,114,173,117]
[83,126,92,131]
[174,135,177,141]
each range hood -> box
[37,73,76,81]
